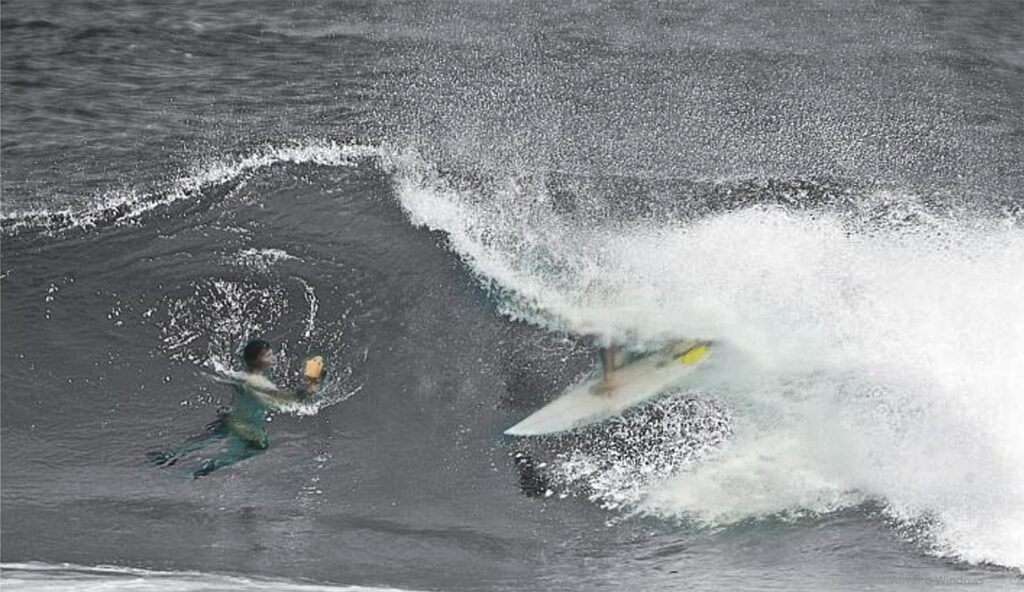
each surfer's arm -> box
[248,379,319,407]
[277,379,320,403]
[210,357,324,407]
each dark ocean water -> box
[2,1,1023,590]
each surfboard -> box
[504,340,711,436]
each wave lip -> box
[1,140,381,237]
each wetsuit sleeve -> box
[247,381,317,408]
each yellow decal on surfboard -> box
[677,343,708,364]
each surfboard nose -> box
[505,341,713,437]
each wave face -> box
[3,0,1023,589]
[387,148,1024,569]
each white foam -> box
[234,248,300,272]
[389,151,1024,569]
[2,140,380,235]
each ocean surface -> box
[2,0,1023,590]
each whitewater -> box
[387,146,1024,569]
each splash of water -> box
[1,140,380,236]
[387,149,1024,569]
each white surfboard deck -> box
[504,340,711,436]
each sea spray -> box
[388,149,1024,569]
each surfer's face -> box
[256,349,275,369]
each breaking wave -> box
[387,148,1024,570]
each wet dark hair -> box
[243,339,271,369]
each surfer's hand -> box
[303,356,325,380]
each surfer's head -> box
[242,339,273,372]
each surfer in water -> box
[146,339,324,478]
